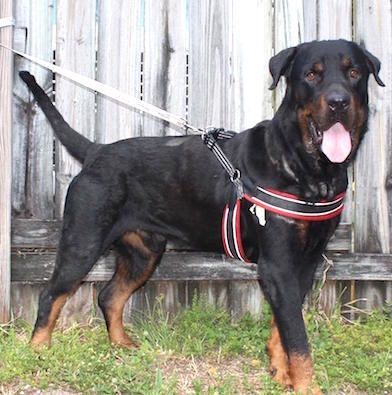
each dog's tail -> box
[19,71,93,163]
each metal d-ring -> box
[230,169,241,183]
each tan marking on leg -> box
[314,63,323,72]
[106,235,158,347]
[30,294,68,347]
[267,317,292,387]
[105,282,139,348]
[297,221,310,248]
[122,231,151,256]
[289,354,323,394]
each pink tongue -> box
[321,122,352,163]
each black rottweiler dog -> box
[20,39,384,393]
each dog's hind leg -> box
[98,230,166,346]
[30,233,103,347]
[30,175,122,347]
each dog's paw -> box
[110,334,139,348]
[270,365,293,387]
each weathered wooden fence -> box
[3,0,392,325]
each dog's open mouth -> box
[308,118,352,163]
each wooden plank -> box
[143,0,187,136]
[96,0,143,142]
[273,0,305,108]
[12,218,60,247]
[230,280,264,319]
[11,1,28,217]
[11,283,43,323]
[230,0,274,130]
[303,1,317,42]
[318,0,354,226]
[11,218,352,252]
[354,281,387,312]
[11,282,95,326]
[187,280,230,310]
[317,280,338,317]
[0,0,13,323]
[315,0,354,305]
[12,0,54,219]
[317,0,352,40]
[55,0,96,216]
[57,283,95,328]
[273,0,317,104]
[354,0,392,309]
[354,0,392,254]
[188,0,231,130]
[11,251,392,283]
[143,280,187,318]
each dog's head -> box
[269,39,384,164]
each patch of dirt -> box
[158,354,267,394]
[0,382,78,395]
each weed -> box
[0,297,391,394]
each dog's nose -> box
[326,91,350,112]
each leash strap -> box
[0,43,202,135]
[0,17,15,28]
[202,128,244,198]
[0,43,246,194]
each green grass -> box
[0,297,391,394]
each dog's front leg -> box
[258,258,322,394]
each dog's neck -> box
[264,103,350,201]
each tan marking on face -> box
[343,57,352,67]
[297,96,327,157]
[314,63,323,72]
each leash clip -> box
[231,169,244,199]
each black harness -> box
[202,128,345,263]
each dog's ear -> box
[269,46,297,90]
[362,48,385,87]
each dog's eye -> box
[305,71,316,82]
[349,69,360,79]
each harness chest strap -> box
[222,187,346,263]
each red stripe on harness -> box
[234,200,252,263]
[222,188,345,263]
[264,188,301,200]
[263,188,346,205]
[244,194,344,221]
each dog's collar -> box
[222,185,345,263]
